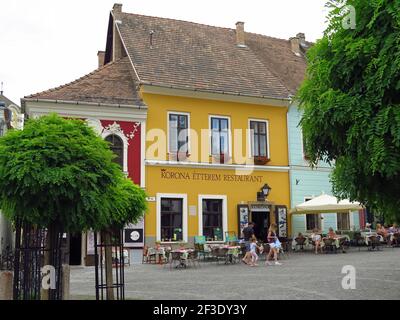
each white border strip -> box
[146,159,289,172]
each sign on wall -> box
[275,206,288,238]
[124,219,145,248]
[238,205,249,238]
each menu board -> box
[275,206,288,238]
[238,205,249,239]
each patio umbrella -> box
[290,194,363,215]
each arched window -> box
[105,134,124,168]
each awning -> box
[290,194,363,215]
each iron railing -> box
[94,228,125,300]
[13,220,64,300]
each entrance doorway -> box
[69,233,82,266]
[251,211,270,242]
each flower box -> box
[253,156,270,165]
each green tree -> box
[0,113,147,231]
[298,0,400,221]
[0,114,147,300]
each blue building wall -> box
[288,103,359,236]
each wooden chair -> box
[142,246,149,264]
[294,237,306,251]
[323,238,337,254]
[391,233,400,247]
[188,251,201,268]
[367,236,382,251]
[169,251,185,270]
[352,232,365,251]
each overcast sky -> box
[0,0,329,105]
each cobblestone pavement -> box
[70,248,400,300]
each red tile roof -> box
[26,57,144,106]
[115,12,293,99]
[28,11,308,104]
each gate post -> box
[0,271,13,300]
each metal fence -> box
[94,228,125,300]
[13,220,64,300]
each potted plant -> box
[253,156,270,165]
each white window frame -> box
[208,115,232,158]
[337,212,351,231]
[247,119,270,159]
[102,131,129,174]
[167,111,191,155]
[303,196,325,232]
[198,195,228,243]
[156,193,188,243]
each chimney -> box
[290,33,307,57]
[111,3,126,61]
[97,51,105,68]
[113,3,123,14]
[235,22,246,48]
[290,37,300,56]
[297,33,306,45]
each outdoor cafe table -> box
[291,234,350,250]
[208,244,241,264]
[291,235,312,250]
[360,232,383,245]
[171,249,195,268]
[224,245,241,264]
[148,247,169,264]
[321,235,350,249]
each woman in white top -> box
[311,228,322,254]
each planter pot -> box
[253,157,270,165]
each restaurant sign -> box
[160,169,263,183]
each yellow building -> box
[142,92,291,244]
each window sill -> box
[160,241,187,245]
[168,152,190,162]
[209,155,232,165]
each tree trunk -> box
[102,230,115,300]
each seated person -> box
[295,232,306,242]
[376,224,389,242]
[327,227,338,240]
[376,223,387,235]
[311,228,322,254]
[364,223,372,232]
[154,241,166,263]
[389,223,399,234]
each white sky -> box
[0,0,329,105]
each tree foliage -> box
[0,114,147,231]
[298,0,400,221]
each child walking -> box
[249,237,263,267]
[266,224,282,266]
